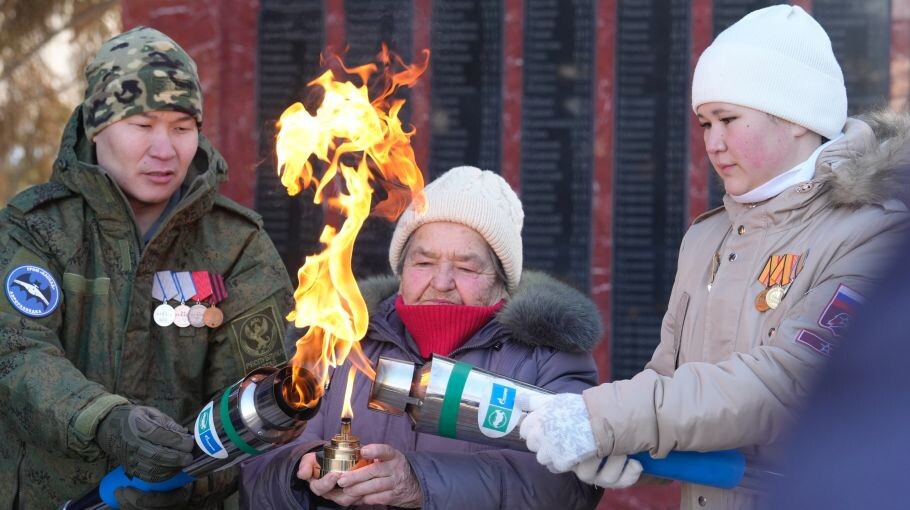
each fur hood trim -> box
[359,270,603,353]
[820,109,910,208]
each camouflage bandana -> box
[82,26,203,140]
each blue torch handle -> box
[615,449,745,489]
[98,466,195,508]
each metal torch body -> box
[369,355,765,490]
[61,365,321,510]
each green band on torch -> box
[439,361,473,438]
[219,384,261,455]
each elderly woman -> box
[241,165,604,509]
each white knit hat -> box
[692,5,846,139]
[389,165,524,292]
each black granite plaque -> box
[343,0,414,278]
[429,0,503,181]
[814,0,891,115]
[256,1,326,275]
[256,1,418,279]
[520,0,594,292]
[611,0,689,380]
[345,0,413,65]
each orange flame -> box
[276,45,429,408]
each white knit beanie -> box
[389,165,524,293]
[692,5,846,139]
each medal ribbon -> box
[759,254,803,287]
[175,272,196,303]
[153,271,178,302]
[210,272,227,305]
[191,271,213,302]
[172,272,188,304]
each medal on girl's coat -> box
[755,252,808,312]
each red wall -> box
[122,0,259,208]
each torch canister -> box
[60,365,322,510]
[368,355,769,491]
[369,354,549,450]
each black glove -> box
[115,486,192,510]
[96,405,195,482]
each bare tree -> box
[1,0,121,206]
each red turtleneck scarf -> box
[395,295,506,358]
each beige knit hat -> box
[389,165,524,292]
[692,5,846,139]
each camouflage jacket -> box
[0,106,293,509]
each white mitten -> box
[519,393,598,473]
[573,455,643,489]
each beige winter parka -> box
[583,112,910,509]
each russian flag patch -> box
[818,284,864,338]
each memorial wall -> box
[254,0,897,382]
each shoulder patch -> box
[691,205,726,225]
[213,195,263,227]
[5,265,61,318]
[818,284,864,338]
[795,329,833,358]
[8,182,73,214]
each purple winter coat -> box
[240,271,604,509]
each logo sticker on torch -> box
[478,380,521,438]
[195,401,228,459]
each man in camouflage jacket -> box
[0,27,292,509]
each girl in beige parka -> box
[519,5,910,509]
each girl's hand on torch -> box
[519,393,599,473]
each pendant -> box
[189,304,207,328]
[173,304,191,328]
[203,306,224,328]
[765,285,785,310]
[153,303,176,327]
[755,288,771,312]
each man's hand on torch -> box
[96,404,195,482]
[519,393,599,473]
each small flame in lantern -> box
[341,366,357,419]
[276,45,430,408]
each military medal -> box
[189,270,213,328]
[153,303,176,327]
[755,251,808,312]
[765,285,785,309]
[755,288,771,312]
[204,272,227,328]
[152,271,177,327]
[203,306,224,329]
[172,272,195,328]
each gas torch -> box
[60,364,322,510]
[369,355,781,490]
